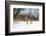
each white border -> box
[10,5,43,32]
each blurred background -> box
[13,8,39,21]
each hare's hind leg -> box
[30,20,32,24]
[30,21,32,24]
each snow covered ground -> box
[10,21,42,32]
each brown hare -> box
[24,15,32,24]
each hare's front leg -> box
[24,19,28,24]
[27,21,28,24]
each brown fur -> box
[24,15,32,24]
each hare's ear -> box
[28,16,29,18]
